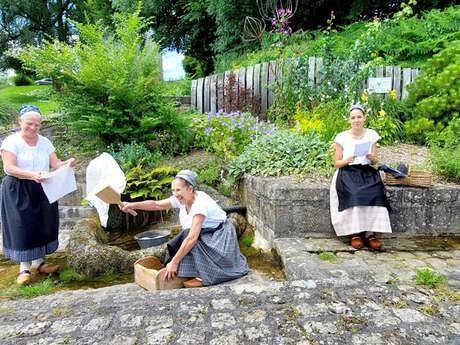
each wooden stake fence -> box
[190,57,419,115]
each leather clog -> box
[183,278,203,288]
[30,263,60,274]
[16,271,31,286]
[350,236,363,250]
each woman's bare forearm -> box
[4,165,37,180]
[128,200,169,211]
[171,236,198,265]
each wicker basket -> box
[384,166,432,188]
[134,256,187,291]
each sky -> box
[162,50,185,81]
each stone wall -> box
[242,176,460,246]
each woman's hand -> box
[164,260,179,281]
[366,153,377,165]
[119,202,133,213]
[66,158,76,167]
[344,155,356,165]
[31,171,46,183]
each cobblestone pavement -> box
[1,238,459,345]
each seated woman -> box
[121,170,249,288]
[330,104,392,250]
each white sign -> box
[368,77,392,93]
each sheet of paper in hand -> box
[354,141,371,157]
[41,162,77,204]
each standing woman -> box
[121,170,249,288]
[1,105,76,285]
[330,104,391,250]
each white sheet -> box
[41,162,77,204]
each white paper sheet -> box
[41,163,77,204]
[354,141,371,157]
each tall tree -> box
[113,0,217,75]
[0,0,113,71]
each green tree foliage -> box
[0,0,92,71]
[19,9,190,153]
[407,41,460,125]
[113,0,217,75]
[207,0,258,56]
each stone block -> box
[243,176,460,243]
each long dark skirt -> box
[1,175,59,262]
[165,219,249,286]
[336,164,390,212]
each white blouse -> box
[1,132,55,174]
[334,128,380,165]
[169,191,227,230]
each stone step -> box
[274,237,460,286]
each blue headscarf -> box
[19,105,41,118]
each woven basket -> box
[384,166,431,188]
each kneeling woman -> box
[330,104,392,250]
[121,170,249,287]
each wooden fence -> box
[190,57,419,115]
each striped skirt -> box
[165,219,249,286]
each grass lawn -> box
[163,79,191,96]
[0,85,59,116]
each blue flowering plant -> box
[192,110,277,161]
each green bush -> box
[19,9,191,154]
[294,99,349,143]
[405,116,437,144]
[192,110,277,161]
[197,158,223,187]
[406,41,460,128]
[428,117,460,181]
[108,142,161,171]
[362,92,405,145]
[125,164,178,200]
[228,130,331,180]
[183,56,205,79]
[12,73,33,86]
[0,102,18,128]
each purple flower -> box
[228,137,233,143]
[186,128,191,133]
[238,118,244,130]
[204,127,212,136]
[231,117,236,129]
